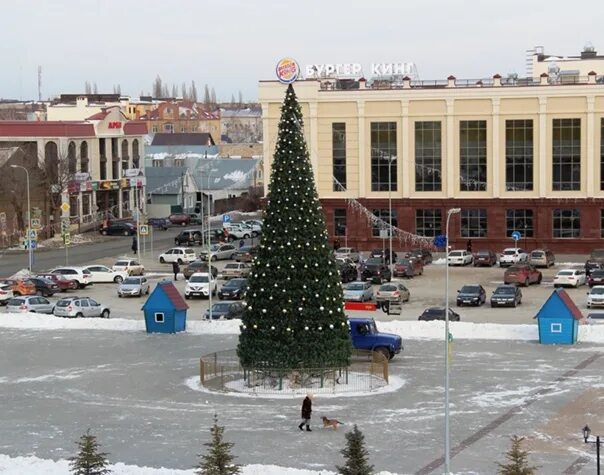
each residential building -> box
[220,107,262,143]
[529,44,604,80]
[139,101,220,139]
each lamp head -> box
[10,164,18,168]
[583,425,591,442]
[448,208,461,215]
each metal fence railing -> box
[199,349,390,395]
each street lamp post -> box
[444,207,461,474]
[11,165,32,272]
[583,425,601,475]
[388,155,393,274]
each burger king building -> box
[259,71,604,253]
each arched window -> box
[44,141,58,183]
[68,141,77,175]
[121,139,129,172]
[80,141,89,173]
[132,139,140,168]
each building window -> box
[174,158,184,167]
[332,123,347,191]
[415,121,442,191]
[550,323,562,334]
[164,123,174,133]
[460,209,487,238]
[601,210,604,238]
[506,209,534,238]
[600,119,604,190]
[111,138,118,159]
[372,209,397,237]
[334,208,346,236]
[552,118,581,191]
[154,312,165,323]
[553,208,580,238]
[152,126,158,133]
[370,122,397,192]
[80,141,89,174]
[82,194,91,215]
[153,159,163,168]
[459,120,487,191]
[415,209,442,237]
[505,120,533,191]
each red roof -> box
[123,121,148,135]
[0,121,95,137]
[158,281,189,311]
[86,110,111,120]
[557,289,584,321]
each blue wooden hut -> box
[142,281,189,333]
[534,288,584,344]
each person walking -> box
[172,261,180,281]
[466,239,473,253]
[239,238,245,249]
[131,236,138,255]
[298,393,313,432]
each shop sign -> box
[276,58,300,84]
[111,181,120,190]
[100,181,112,190]
[119,178,129,189]
[304,62,416,77]
[91,182,98,191]
[124,168,142,178]
[68,181,80,194]
[74,172,90,182]
[108,121,122,129]
[31,218,41,229]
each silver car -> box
[117,276,150,298]
[343,281,373,302]
[6,296,54,314]
[53,297,110,318]
[199,243,237,261]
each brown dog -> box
[321,416,343,430]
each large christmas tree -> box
[237,84,352,369]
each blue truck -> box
[348,317,403,360]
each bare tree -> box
[238,90,243,106]
[171,84,178,98]
[93,83,98,94]
[152,75,163,98]
[181,82,188,100]
[203,84,211,105]
[113,84,121,95]
[161,83,169,98]
[190,80,198,102]
[210,87,216,106]
[230,94,235,105]
[85,81,92,94]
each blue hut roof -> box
[142,281,189,311]
[534,288,583,321]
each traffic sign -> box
[0,212,6,224]
[29,240,37,250]
[61,202,70,213]
[28,229,37,240]
[31,218,41,229]
[511,231,522,241]
[139,225,149,236]
[64,235,71,245]
[223,214,231,224]
[433,234,447,248]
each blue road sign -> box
[433,234,447,248]
[223,214,231,223]
[30,240,37,250]
[511,231,522,241]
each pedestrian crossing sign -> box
[139,225,149,236]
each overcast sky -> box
[1,0,602,101]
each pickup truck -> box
[348,317,403,360]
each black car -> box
[405,248,433,265]
[490,285,522,308]
[418,307,461,322]
[337,261,357,283]
[473,250,498,267]
[585,261,604,276]
[360,257,392,284]
[456,284,486,307]
[148,217,169,230]
[588,269,604,287]
[99,222,136,236]
[183,261,218,280]
[174,229,203,246]
[217,278,249,300]
[369,249,397,265]
[204,301,245,320]
[27,277,60,297]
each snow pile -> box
[432,258,446,265]
[1,313,604,343]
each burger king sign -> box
[275,58,300,84]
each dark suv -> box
[183,261,218,280]
[361,258,392,284]
[369,249,397,265]
[337,260,357,283]
[174,229,203,246]
[99,222,135,236]
[585,249,604,275]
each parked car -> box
[447,250,473,266]
[112,259,145,276]
[159,247,197,264]
[343,281,373,302]
[503,264,542,287]
[35,273,78,291]
[588,269,604,287]
[174,229,203,246]
[456,284,486,307]
[369,249,396,265]
[233,246,258,263]
[529,249,555,268]
[335,247,360,263]
[6,296,54,314]
[148,217,169,230]
[490,285,522,307]
[183,261,218,280]
[222,263,251,279]
[473,250,497,267]
[585,249,604,275]
[587,313,604,324]
[53,296,110,318]
[360,258,391,284]
[204,301,246,320]
[184,272,217,299]
[375,282,410,304]
[238,221,261,237]
[586,285,604,309]
[0,283,14,305]
[217,278,249,300]
[336,260,357,283]
[405,248,433,265]
[348,317,403,360]
[418,307,461,322]
[99,221,136,236]
[199,243,237,261]
[117,276,150,298]
[223,223,252,240]
[82,265,129,284]
[554,269,587,288]
[393,257,423,278]
[0,278,37,296]
[499,248,529,267]
[50,267,93,289]
[188,213,203,225]
[169,213,191,226]
[208,228,226,244]
[27,277,60,297]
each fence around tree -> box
[199,349,390,395]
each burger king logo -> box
[275,58,300,84]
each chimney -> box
[358,77,366,89]
[540,73,549,86]
[76,96,88,108]
[446,75,456,88]
[588,71,597,84]
[493,74,502,87]
[402,76,411,89]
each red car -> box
[393,257,424,278]
[169,213,191,226]
[473,250,497,267]
[503,264,542,287]
[36,273,78,292]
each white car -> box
[241,221,262,236]
[447,250,473,266]
[554,269,586,288]
[184,272,217,299]
[159,247,197,264]
[53,296,110,318]
[335,247,360,262]
[50,267,92,288]
[499,248,529,267]
[0,283,14,306]
[112,259,145,276]
[224,224,252,240]
[82,265,129,284]
[587,285,604,308]
[6,296,54,314]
